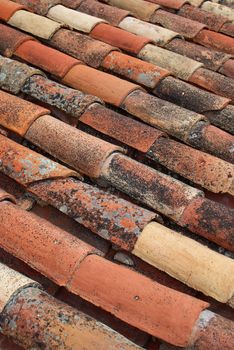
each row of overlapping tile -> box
[0,0,233,349]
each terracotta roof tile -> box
[61,0,84,9]
[178,4,229,31]
[0,1,234,346]
[15,39,81,78]
[189,67,234,101]
[8,9,62,40]
[70,254,209,347]
[0,134,78,184]
[102,0,160,21]
[101,152,202,221]
[25,114,122,178]
[119,17,179,46]
[151,9,206,38]
[29,177,156,251]
[133,221,234,302]
[22,74,102,118]
[0,89,49,136]
[148,137,234,195]
[50,28,116,68]
[205,105,234,134]
[12,0,61,15]
[121,89,206,142]
[80,103,164,152]
[188,122,234,163]
[0,264,141,350]
[90,23,152,54]
[179,196,234,252]
[221,22,234,37]
[146,0,188,10]
[0,200,99,286]
[201,1,234,22]
[154,76,229,113]
[0,262,39,313]
[47,4,106,33]
[78,0,130,26]
[0,24,33,58]
[138,43,203,80]
[165,38,232,71]
[0,56,44,94]
[102,51,170,88]
[62,64,141,106]
[194,29,234,55]
[0,0,27,21]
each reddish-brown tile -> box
[15,40,81,78]
[151,9,206,38]
[194,29,234,55]
[78,0,130,26]
[61,0,84,9]
[22,74,102,118]
[13,0,61,15]
[154,76,229,113]
[166,38,231,71]
[188,123,234,163]
[57,289,150,347]
[0,0,27,21]
[90,23,151,55]
[221,22,234,38]
[102,51,170,88]
[0,134,77,185]
[0,247,58,295]
[0,90,49,136]
[190,311,234,350]
[25,114,122,178]
[0,200,99,285]
[1,286,141,350]
[178,4,229,31]
[101,153,202,221]
[189,68,234,101]
[62,64,141,106]
[0,24,34,58]
[121,89,206,142]
[147,0,187,9]
[179,197,234,252]
[50,28,115,68]
[70,254,208,347]
[219,59,234,79]
[205,105,234,134]
[28,177,157,252]
[148,137,234,195]
[80,103,164,153]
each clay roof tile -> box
[0,0,27,21]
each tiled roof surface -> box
[0,0,233,349]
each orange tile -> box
[15,40,80,78]
[62,64,140,106]
[102,51,170,88]
[0,0,27,21]
[0,200,99,286]
[0,90,49,136]
[70,255,208,347]
[0,23,33,57]
[194,29,234,55]
[91,23,151,54]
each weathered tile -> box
[119,17,178,46]
[47,4,106,32]
[50,28,115,68]
[8,10,62,40]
